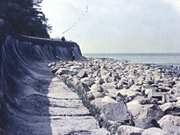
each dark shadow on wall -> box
[0,34,82,135]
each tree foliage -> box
[0,0,51,38]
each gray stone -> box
[51,67,59,74]
[48,62,56,67]
[81,77,95,87]
[91,91,105,98]
[117,88,139,97]
[142,128,168,135]
[127,101,164,128]
[102,82,116,90]
[91,83,104,93]
[116,125,143,135]
[116,81,124,89]
[160,102,174,112]
[95,78,105,85]
[158,115,180,128]
[90,128,110,135]
[87,91,95,100]
[159,125,180,135]
[160,102,180,115]
[100,98,131,122]
[105,88,117,98]
[77,70,88,78]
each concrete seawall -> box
[0,20,103,135]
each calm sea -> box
[84,53,180,65]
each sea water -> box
[84,53,180,65]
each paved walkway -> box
[5,62,107,135]
[46,77,100,135]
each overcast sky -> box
[42,0,180,53]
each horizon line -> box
[83,52,180,54]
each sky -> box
[42,0,180,53]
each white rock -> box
[142,128,168,135]
[91,96,130,122]
[102,83,116,90]
[91,128,110,135]
[117,88,138,97]
[130,85,141,92]
[55,68,72,75]
[116,81,124,89]
[100,69,109,77]
[72,77,80,86]
[159,125,180,135]
[81,77,95,87]
[116,125,143,135]
[91,83,104,92]
[95,78,105,85]
[91,91,105,98]
[101,96,116,103]
[87,91,95,100]
[127,101,164,128]
[100,100,130,122]
[77,70,88,78]
[48,62,56,67]
[144,88,153,96]
[105,88,117,98]
[127,100,142,117]
[70,65,82,70]
[158,115,180,128]
[160,102,174,112]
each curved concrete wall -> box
[0,25,82,134]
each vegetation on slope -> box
[0,0,51,38]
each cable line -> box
[61,0,89,36]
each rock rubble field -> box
[50,58,180,135]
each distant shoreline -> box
[84,53,180,65]
[84,53,180,55]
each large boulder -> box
[160,102,180,116]
[90,91,105,99]
[102,82,116,90]
[158,115,180,134]
[116,125,143,135]
[95,78,105,85]
[91,96,131,123]
[117,88,139,97]
[90,83,105,98]
[91,83,104,93]
[81,77,95,87]
[55,68,77,76]
[127,100,164,128]
[100,97,131,122]
[142,128,168,135]
[77,70,88,78]
[105,88,117,98]
[90,128,110,135]
[159,125,180,135]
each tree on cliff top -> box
[0,0,51,38]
